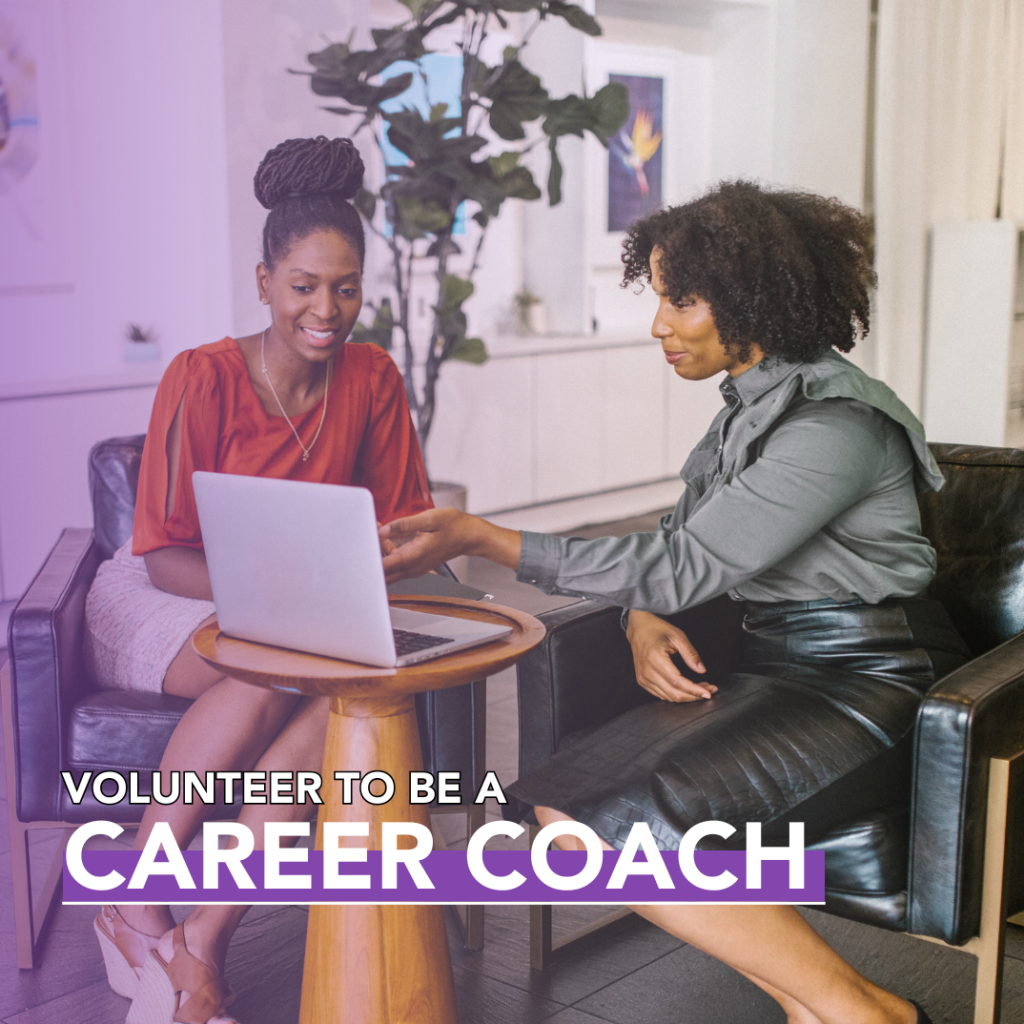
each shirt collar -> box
[720,358,802,407]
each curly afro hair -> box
[621,181,876,365]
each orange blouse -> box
[132,338,432,555]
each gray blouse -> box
[516,350,943,613]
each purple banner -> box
[64,850,824,905]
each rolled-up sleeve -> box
[516,399,887,613]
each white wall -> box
[0,0,232,387]
[772,0,870,207]
[0,0,232,598]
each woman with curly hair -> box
[84,136,431,1024]
[381,181,969,1024]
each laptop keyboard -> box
[393,628,455,656]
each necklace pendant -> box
[302,452,310,461]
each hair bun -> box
[254,136,364,209]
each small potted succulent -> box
[122,323,160,363]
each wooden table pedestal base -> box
[298,695,459,1024]
[194,602,546,1024]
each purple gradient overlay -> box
[64,849,825,905]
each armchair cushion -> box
[68,691,192,772]
[813,807,908,931]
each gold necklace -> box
[260,328,331,462]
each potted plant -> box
[122,323,160,362]
[298,0,628,483]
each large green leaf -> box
[311,68,413,109]
[396,0,430,17]
[371,26,426,61]
[589,81,630,139]
[394,195,452,239]
[547,0,602,36]
[384,107,486,165]
[487,150,520,179]
[307,42,351,70]
[499,165,541,200]
[426,236,462,257]
[542,94,590,138]
[488,103,527,141]
[480,59,547,140]
[440,274,474,311]
[481,59,546,106]
[450,336,488,364]
[487,151,541,201]
[354,188,377,221]
[547,137,563,205]
[542,83,629,144]
[321,105,362,117]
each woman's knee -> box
[163,614,225,698]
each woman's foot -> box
[127,920,237,1024]
[93,905,165,999]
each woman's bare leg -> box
[115,617,300,940]
[177,694,330,973]
[111,616,326,1014]
[535,806,914,1024]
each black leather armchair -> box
[516,443,1024,1023]
[3,435,486,968]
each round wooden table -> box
[194,596,545,1024]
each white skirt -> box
[84,541,216,694]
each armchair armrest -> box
[515,601,647,780]
[514,594,747,780]
[908,630,1024,944]
[7,528,104,822]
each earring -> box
[261,298,269,305]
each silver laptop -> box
[192,472,511,668]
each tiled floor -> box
[3,511,1024,1023]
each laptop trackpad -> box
[390,606,499,637]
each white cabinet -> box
[428,336,724,515]
[534,349,607,503]
[604,345,669,489]
[427,356,535,514]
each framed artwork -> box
[0,0,73,294]
[608,73,664,232]
[583,42,711,334]
[584,43,711,266]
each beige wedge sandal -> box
[127,922,239,1024]
[93,905,163,1000]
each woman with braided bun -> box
[84,137,431,1024]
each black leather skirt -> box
[507,597,971,851]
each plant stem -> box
[401,242,417,421]
[418,232,452,457]
[467,228,487,282]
